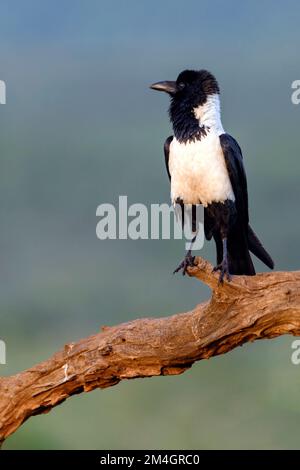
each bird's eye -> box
[177,82,185,90]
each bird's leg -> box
[213,237,232,283]
[173,236,196,276]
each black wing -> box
[220,133,274,269]
[219,133,249,227]
[164,136,173,181]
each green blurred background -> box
[1,0,300,450]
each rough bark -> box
[0,257,299,444]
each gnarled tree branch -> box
[0,257,300,444]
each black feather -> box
[219,133,274,272]
[164,136,173,181]
[247,225,274,269]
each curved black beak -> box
[150,80,178,94]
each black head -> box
[150,69,219,104]
[150,69,220,143]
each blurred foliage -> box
[0,0,300,449]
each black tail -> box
[213,225,274,276]
[214,230,255,276]
[228,230,256,275]
[247,225,274,270]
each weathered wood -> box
[1,257,299,443]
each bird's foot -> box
[173,253,195,276]
[212,259,232,284]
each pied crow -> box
[150,69,274,282]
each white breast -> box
[169,132,235,207]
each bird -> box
[150,69,274,283]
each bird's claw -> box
[173,254,195,276]
[212,260,232,284]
